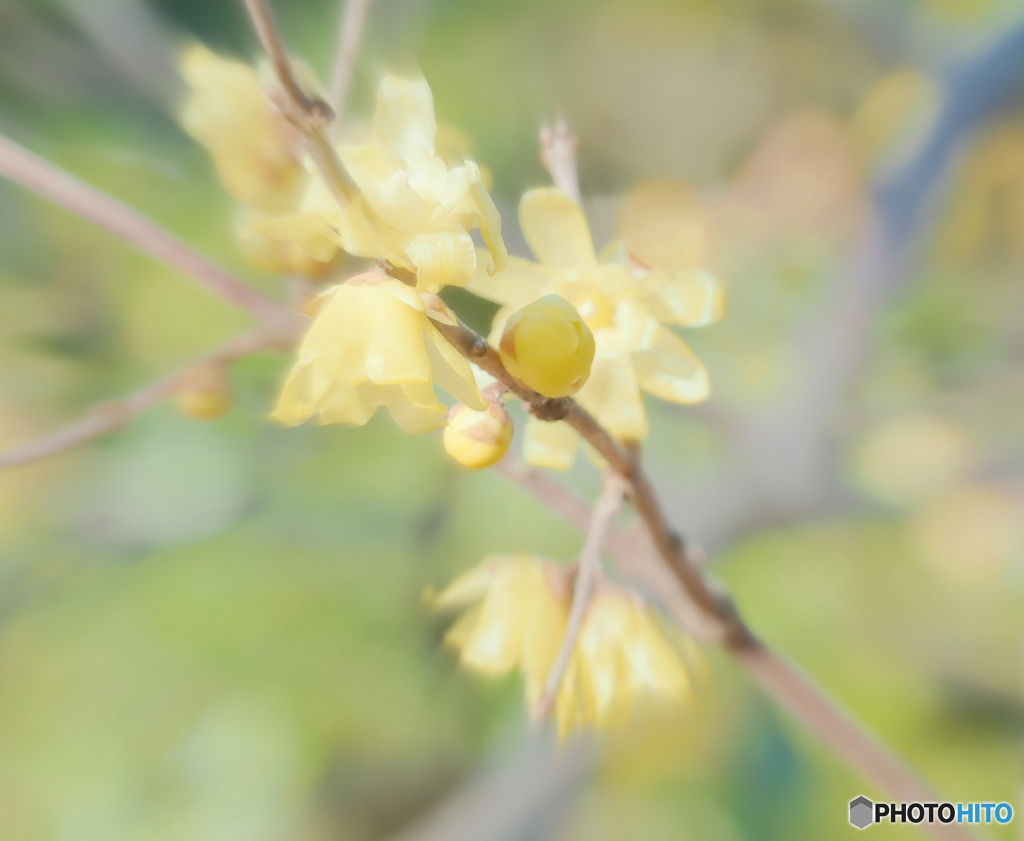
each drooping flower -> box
[252,75,508,291]
[179,44,305,214]
[555,588,691,739]
[272,272,485,433]
[431,553,569,708]
[468,187,722,469]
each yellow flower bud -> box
[176,363,232,420]
[443,402,513,469]
[499,295,595,397]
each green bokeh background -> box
[0,0,1022,839]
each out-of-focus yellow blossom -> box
[431,553,569,708]
[910,484,1024,584]
[176,363,232,420]
[499,295,595,397]
[234,211,346,280]
[272,272,486,433]
[468,187,720,469]
[853,414,971,507]
[443,401,513,469]
[555,589,690,739]
[179,44,305,214]
[252,75,508,291]
[616,180,716,272]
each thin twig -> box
[328,0,373,128]
[0,133,295,329]
[242,0,357,204]
[534,473,625,721]
[540,121,581,204]
[0,325,294,470]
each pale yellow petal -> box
[633,328,710,404]
[465,254,552,308]
[423,321,487,410]
[456,181,509,275]
[639,269,725,327]
[406,227,477,290]
[575,354,648,440]
[445,603,483,652]
[524,417,579,471]
[624,607,691,700]
[337,198,415,271]
[457,560,528,674]
[431,562,496,610]
[270,360,327,426]
[373,75,437,164]
[520,565,569,707]
[338,140,433,232]
[519,187,596,267]
[385,385,449,433]
[317,379,378,427]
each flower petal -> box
[519,187,596,267]
[466,254,551,307]
[423,320,487,410]
[373,75,437,164]
[633,327,710,404]
[576,354,648,440]
[524,417,579,471]
[638,269,725,327]
[405,227,477,290]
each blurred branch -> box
[535,473,625,721]
[494,462,979,841]
[540,121,581,204]
[0,133,299,332]
[328,0,373,128]
[0,325,297,471]
[242,0,357,204]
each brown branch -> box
[495,464,980,841]
[0,133,295,330]
[534,473,625,721]
[328,0,373,128]
[430,315,758,651]
[540,121,581,204]
[242,0,357,205]
[0,325,296,471]
[442,317,978,841]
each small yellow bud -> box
[498,295,595,397]
[443,402,513,469]
[176,363,232,420]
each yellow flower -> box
[468,187,722,469]
[443,401,513,469]
[179,44,305,214]
[432,553,569,709]
[252,75,508,291]
[272,272,486,433]
[555,589,690,739]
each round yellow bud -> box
[443,402,513,469]
[498,295,595,397]
[176,363,232,420]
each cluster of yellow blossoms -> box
[180,43,715,735]
[429,554,691,738]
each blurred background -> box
[0,0,1023,839]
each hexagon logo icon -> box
[850,795,874,829]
